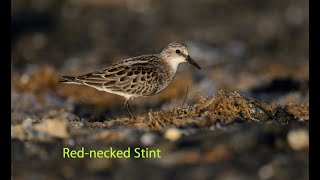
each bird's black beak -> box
[186,55,201,69]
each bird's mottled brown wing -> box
[74,56,162,96]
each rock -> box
[33,118,69,139]
[140,132,157,146]
[164,128,182,141]
[287,129,309,151]
[11,125,25,140]
[21,118,34,129]
[258,163,274,180]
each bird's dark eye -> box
[176,49,181,54]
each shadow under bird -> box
[59,42,201,119]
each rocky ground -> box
[11,0,309,179]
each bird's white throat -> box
[166,56,186,72]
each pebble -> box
[140,133,157,146]
[258,163,274,180]
[287,129,309,151]
[164,128,182,141]
[21,118,33,129]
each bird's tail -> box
[59,76,82,85]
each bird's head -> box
[160,42,201,70]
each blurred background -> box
[11,0,309,179]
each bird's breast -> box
[154,68,177,94]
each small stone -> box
[140,133,157,146]
[258,163,274,180]
[164,128,182,141]
[11,125,25,140]
[20,74,30,84]
[21,118,33,129]
[33,118,69,139]
[287,129,309,151]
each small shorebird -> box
[60,42,201,119]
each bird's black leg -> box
[124,99,136,119]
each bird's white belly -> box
[86,85,138,99]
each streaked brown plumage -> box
[60,42,201,119]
